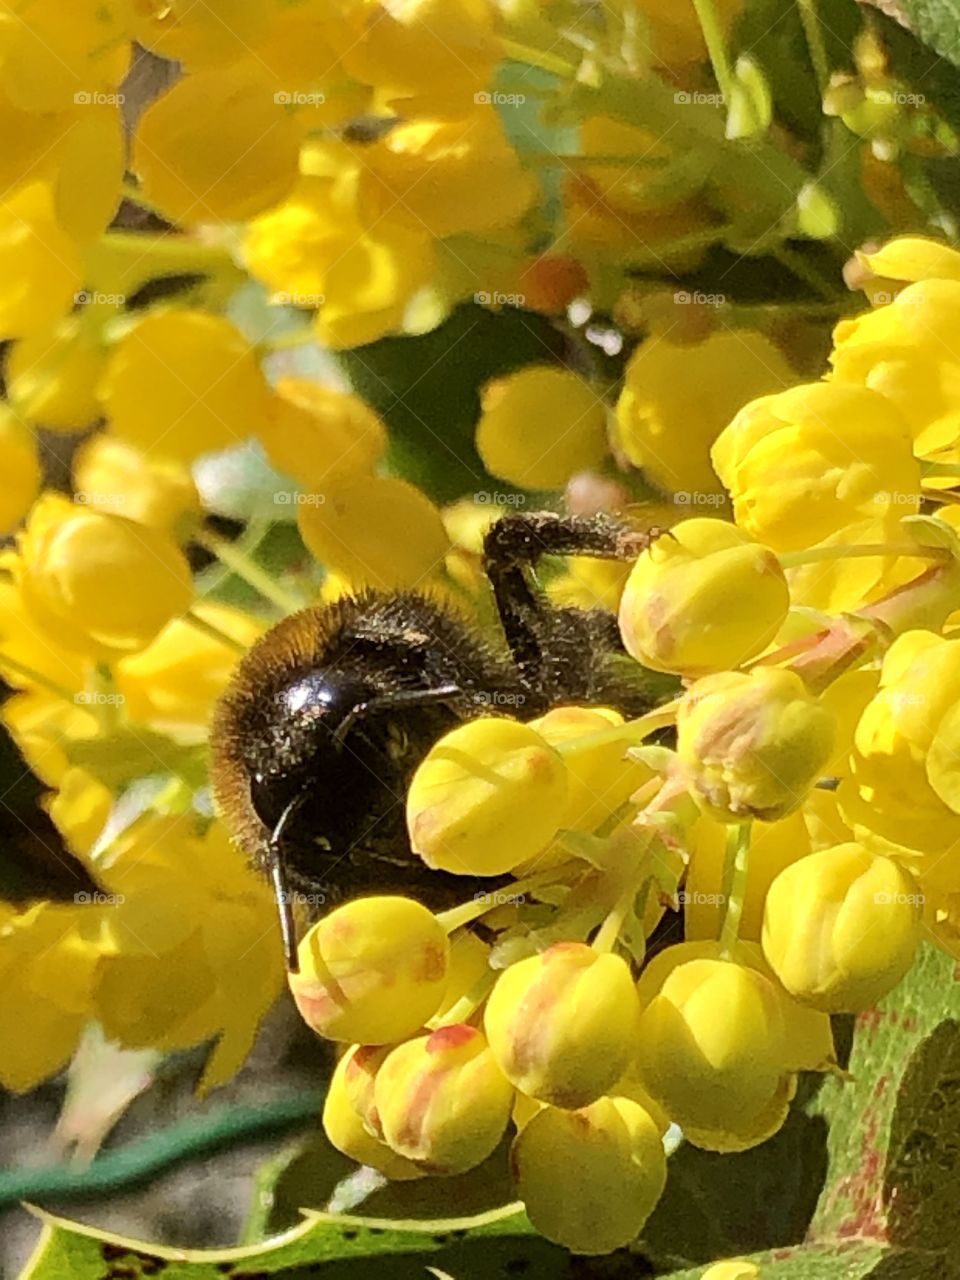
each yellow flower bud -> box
[619,519,789,677]
[289,896,449,1045]
[257,378,387,491]
[684,1072,796,1153]
[406,718,568,876]
[341,0,500,113]
[298,475,449,591]
[843,631,960,855]
[712,381,919,550]
[830,280,960,461]
[134,64,301,224]
[511,1096,666,1255]
[678,667,835,822]
[363,108,536,239]
[858,236,960,286]
[431,930,491,1023]
[7,316,106,432]
[375,1024,514,1175]
[484,942,641,1108]
[615,330,793,502]
[0,1,129,112]
[323,1048,424,1181]
[475,366,609,490]
[635,956,788,1142]
[340,1042,394,1139]
[762,843,921,1012]
[16,495,194,656]
[72,438,200,542]
[99,309,272,464]
[133,0,270,69]
[0,409,40,534]
[0,182,82,338]
[529,706,650,833]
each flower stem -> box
[719,821,751,957]
[691,0,735,105]
[779,543,951,569]
[771,244,839,302]
[555,701,680,758]
[0,653,80,705]
[435,859,582,934]
[196,529,301,615]
[797,0,830,97]
[501,38,578,78]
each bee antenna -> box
[268,797,304,974]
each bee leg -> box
[482,512,656,688]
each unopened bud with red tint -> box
[288,896,449,1044]
[511,1096,666,1254]
[375,1024,514,1175]
[484,942,641,1108]
[322,1050,424,1181]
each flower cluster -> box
[1,0,960,1261]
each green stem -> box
[779,543,951,569]
[435,859,582,934]
[0,1095,322,1211]
[719,821,751,957]
[771,244,839,302]
[196,529,301,614]
[554,701,680,758]
[501,38,577,78]
[692,0,735,105]
[797,0,830,96]
[592,876,640,954]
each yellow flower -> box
[72,437,201,542]
[0,182,82,338]
[763,843,921,1012]
[323,1048,424,1181]
[858,236,960,286]
[8,315,107,432]
[258,377,388,491]
[132,0,270,69]
[13,494,194,657]
[362,108,536,239]
[512,1096,666,1254]
[0,408,40,534]
[0,1,131,112]
[407,717,568,876]
[841,630,960,856]
[342,0,501,115]
[616,330,794,501]
[297,475,449,590]
[829,279,960,462]
[677,667,835,822]
[476,366,609,489]
[618,518,790,676]
[133,63,302,224]
[99,308,272,463]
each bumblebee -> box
[210,511,663,969]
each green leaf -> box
[23,1204,565,1280]
[885,0,960,71]
[871,6,960,130]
